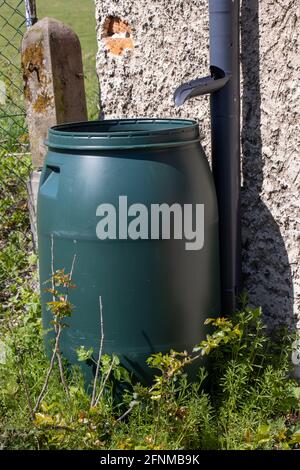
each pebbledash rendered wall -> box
[95,0,300,329]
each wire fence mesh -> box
[0,1,34,312]
[0,1,99,309]
[0,0,29,155]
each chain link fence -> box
[0,1,99,311]
[0,0,30,154]
[0,0,32,194]
[0,1,34,314]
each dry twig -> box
[91,295,104,407]
[94,356,116,407]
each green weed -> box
[0,150,299,451]
[0,284,299,450]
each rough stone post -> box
[22,16,87,168]
[21,17,88,247]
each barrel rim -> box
[45,118,201,150]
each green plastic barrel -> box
[37,119,220,383]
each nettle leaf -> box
[45,288,58,296]
[289,430,300,444]
[76,346,94,362]
[255,424,271,440]
[257,438,271,445]
[101,354,112,368]
[34,413,55,426]
[28,253,37,266]
[151,392,162,401]
[292,387,300,400]
[41,402,62,413]
[120,367,131,383]
[46,299,73,318]
[112,354,120,366]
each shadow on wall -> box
[240,0,295,329]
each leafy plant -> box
[0,172,299,451]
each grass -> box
[36,0,97,60]
[0,158,299,450]
[0,0,99,122]
[0,105,299,451]
[0,1,28,152]
[36,0,99,119]
[0,1,26,62]
[1,1,300,453]
[0,1,97,64]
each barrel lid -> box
[45,118,200,150]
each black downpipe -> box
[210,0,241,314]
[174,0,241,314]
